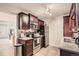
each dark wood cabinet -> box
[63,16,73,37]
[63,3,76,37]
[28,13,39,30]
[18,39,33,56]
[60,49,79,56]
[18,12,30,30]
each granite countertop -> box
[57,37,79,53]
[57,42,79,54]
[34,35,44,38]
[19,37,33,40]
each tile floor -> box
[34,46,60,56]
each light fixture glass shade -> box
[46,6,52,16]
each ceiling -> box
[0,3,71,20]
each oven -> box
[33,37,41,54]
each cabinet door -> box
[64,16,73,37]
[26,45,33,56]
[26,40,33,56]
[18,12,29,30]
[30,14,39,30]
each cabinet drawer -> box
[26,40,33,45]
[27,43,32,46]
[26,40,33,43]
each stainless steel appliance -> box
[33,37,41,54]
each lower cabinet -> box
[18,39,33,56]
[60,49,79,56]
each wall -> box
[49,15,64,47]
[0,12,17,56]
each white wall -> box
[49,15,64,47]
[0,12,17,56]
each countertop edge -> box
[57,47,79,54]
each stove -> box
[33,38,41,54]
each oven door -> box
[33,38,41,54]
[33,38,40,49]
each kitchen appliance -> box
[75,37,79,45]
[33,38,41,54]
[75,29,79,47]
[33,38,40,49]
[33,32,41,54]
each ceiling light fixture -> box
[46,5,52,16]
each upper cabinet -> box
[18,12,30,30]
[29,13,39,30]
[63,16,73,37]
[17,12,44,32]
